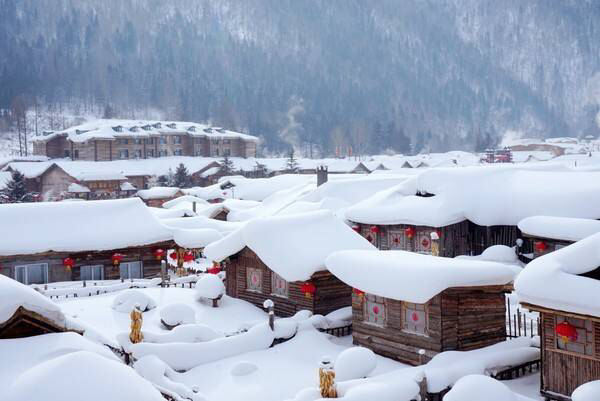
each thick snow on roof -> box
[67,182,90,193]
[173,228,223,249]
[137,186,181,199]
[162,195,209,209]
[515,232,600,317]
[0,198,174,255]
[204,210,376,281]
[120,181,136,191]
[518,216,600,242]
[346,165,600,226]
[326,250,516,303]
[0,275,66,326]
[443,375,527,401]
[161,215,244,234]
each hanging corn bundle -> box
[318,356,337,398]
[129,305,144,344]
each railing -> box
[506,297,540,338]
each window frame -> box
[270,272,289,298]
[401,301,429,336]
[246,267,263,293]
[80,264,104,281]
[15,263,49,285]
[363,293,386,327]
[119,261,143,280]
[555,315,595,357]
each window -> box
[173,135,181,144]
[364,294,386,326]
[389,230,409,250]
[246,267,262,292]
[146,149,154,157]
[223,139,231,145]
[117,138,128,145]
[415,230,432,255]
[64,149,70,157]
[271,272,288,297]
[73,149,79,159]
[361,227,377,245]
[211,139,220,145]
[118,149,129,159]
[15,263,49,284]
[173,149,183,156]
[80,265,104,281]
[145,138,155,145]
[134,149,142,159]
[120,261,143,280]
[213,149,220,156]
[159,150,167,157]
[556,316,594,356]
[159,136,167,144]
[224,148,231,156]
[402,302,428,335]
[134,138,142,145]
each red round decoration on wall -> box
[412,312,419,322]
[373,306,379,315]
[393,237,399,244]
[421,238,430,248]
[366,235,373,242]
[169,251,178,260]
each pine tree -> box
[157,175,169,186]
[173,163,190,188]
[220,155,234,175]
[286,148,299,172]
[5,169,27,202]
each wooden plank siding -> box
[225,247,351,317]
[352,286,508,366]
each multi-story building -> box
[32,120,258,161]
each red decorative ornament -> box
[169,251,178,260]
[351,225,361,233]
[183,251,194,262]
[207,261,221,274]
[421,238,430,248]
[301,281,316,299]
[412,312,419,322]
[370,226,380,234]
[154,249,165,261]
[555,321,578,343]
[63,257,75,270]
[353,288,365,299]
[366,235,373,242]
[373,306,379,315]
[112,253,124,266]
[436,229,442,238]
[535,241,548,253]
[404,227,415,239]
[393,237,400,244]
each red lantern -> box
[404,226,415,239]
[555,321,578,343]
[169,251,178,260]
[63,257,75,270]
[112,253,124,266]
[301,282,316,299]
[351,225,361,233]
[183,251,194,262]
[154,249,165,261]
[353,288,365,301]
[207,261,221,274]
[370,226,380,234]
[535,241,547,253]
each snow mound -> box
[572,381,600,401]
[195,274,225,300]
[230,361,259,376]
[335,347,377,381]
[111,289,157,313]
[477,245,519,264]
[5,351,164,401]
[443,375,520,401]
[159,303,196,327]
[518,216,600,242]
[144,324,224,344]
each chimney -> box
[316,165,328,187]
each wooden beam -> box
[520,302,600,323]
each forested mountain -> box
[1,0,599,156]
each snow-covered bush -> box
[111,289,157,313]
[159,303,196,329]
[572,381,600,401]
[195,274,225,304]
[144,324,223,344]
[443,375,519,401]
[334,347,377,381]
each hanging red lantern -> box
[112,253,124,266]
[535,241,547,252]
[370,225,380,234]
[404,226,415,239]
[169,251,178,260]
[436,229,442,238]
[207,261,221,274]
[301,282,316,299]
[353,288,365,300]
[63,257,75,270]
[555,321,578,343]
[154,249,165,261]
[183,251,194,262]
[351,225,361,233]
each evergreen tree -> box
[173,163,190,188]
[157,175,169,186]
[286,148,299,172]
[5,169,27,202]
[220,155,234,175]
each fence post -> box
[264,299,275,330]
[507,297,512,338]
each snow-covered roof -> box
[161,215,244,234]
[32,118,258,143]
[120,182,136,191]
[0,198,174,256]
[515,232,600,317]
[518,216,600,242]
[204,210,376,281]
[75,171,126,181]
[67,183,90,193]
[345,166,600,227]
[137,186,182,200]
[173,228,223,249]
[162,195,209,209]
[0,274,66,327]
[326,250,516,303]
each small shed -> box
[326,250,516,365]
[204,210,376,317]
[515,233,600,400]
[136,187,184,207]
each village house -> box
[325,249,517,365]
[517,216,600,260]
[136,187,184,207]
[515,232,600,400]
[0,198,180,284]
[203,210,375,317]
[31,120,258,161]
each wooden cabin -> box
[204,210,376,317]
[326,249,516,365]
[137,187,185,207]
[0,198,178,284]
[516,233,600,400]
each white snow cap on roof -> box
[0,198,173,256]
[518,216,600,242]
[137,186,181,200]
[326,250,516,303]
[345,166,600,226]
[67,182,90,193]
[0,275,66,326]
[161,215,244,234]
[443,375,524,401]
[204,210,376,281]
[173,228,223,249]
[515,232,600,317]
[162,195,209,209]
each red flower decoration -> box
[412,312,419,322]
[373,306,379,315]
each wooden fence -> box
[506,297,540,338]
